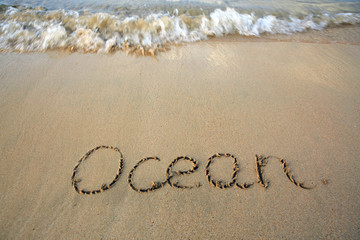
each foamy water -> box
[0,0,359,54]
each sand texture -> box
[0,40,359,239]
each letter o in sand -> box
[71,145,124,195]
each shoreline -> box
[0,24,359,57]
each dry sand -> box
[0,37,359,239]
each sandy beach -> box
[0,34,360,239]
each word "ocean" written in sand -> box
[71,145,315,195]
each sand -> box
[0,37,360,239]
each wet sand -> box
[0,39,359,239]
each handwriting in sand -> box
[71,145,316,195]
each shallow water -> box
[1,0,360,15]
[0,0,359,54]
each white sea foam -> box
[0,6,359,53]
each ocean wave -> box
[0,6,359,54]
